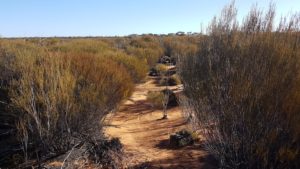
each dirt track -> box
[105,78,215,169]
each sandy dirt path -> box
[105,78,215,169]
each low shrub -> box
[49,39,112,54]
[87,137,123,169]
[148,64,168,77]
[155,64,168,75]
[147,91,164,109]
[162,36,198,62]
[109,52,148,83]
[169,129,196,148]
[125,36,164,67]
[162,89,178,108]
[166,67,177,76]
[148,68,159,76]
[147,89,178,109]
[48,39,149,83]
[159,74,181,86]
[158,55,172,64]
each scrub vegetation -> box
[179,3,300,169]
[0,2,299,169]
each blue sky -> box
[0,0,299,37]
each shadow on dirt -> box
[130,154,218,169]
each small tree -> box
[162,88,169,119]
[161,61,174,119]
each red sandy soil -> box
[105,78,216,169]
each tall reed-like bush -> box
[179,3,300,169]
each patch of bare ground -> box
[105,78,216,169]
